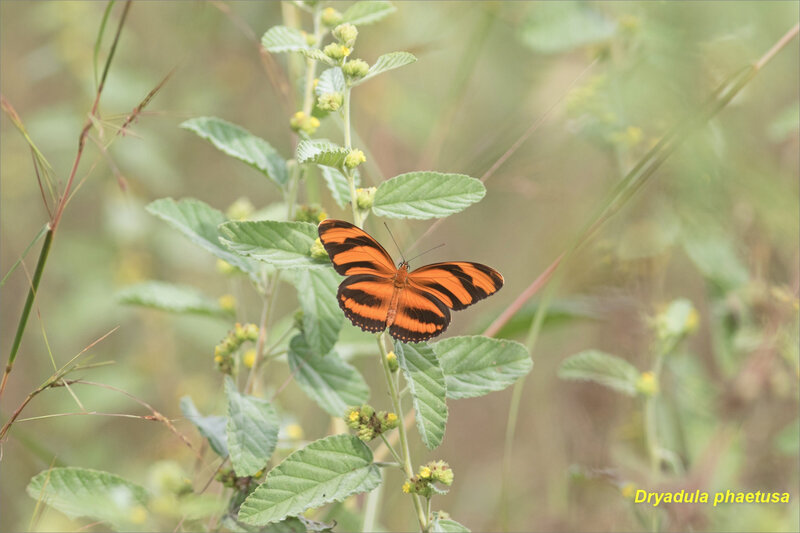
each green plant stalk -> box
[495,23,799,531]
[377,333,427,532]
[362,469,383,533]
[0,228,53,400]
[301,7,323,116]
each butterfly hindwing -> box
[336,274,392,333]
[390,285,452,343]
[318,219,396,277]
[408,262,504,311]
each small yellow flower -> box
[402,481,412,494]
[216,259,236,275]
[621,482,636,499]
[218,294,236,312]
[242,349,256,369]
[636,371,659,397]
[419,466,432,479]
[313,78,319,88]
[349,410,360,422]
[214,355,223,363]
[286,423,304,440]
[386,412,397,423]
[346,150,366,170]
[129,505,148,525]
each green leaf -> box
[319,166,360,209]
[288,334,370,417]
[681,228,749,291]
[117,281,231,318]
[220,220,328,270]
[225,376,280,477]
[558,350,640,396]
[180,396,229,458]
[372,172,485,219]
[295,269,344,357]
[341,1,396,25]
[300,48,337,66]
[353,51,417,86]
[146,197,260,278]
[520,2,617,54]
[238,435,380,526]
[434,336,533,400]
[27,467,148,531]
[261,25,309,53]
[296,139,350,168]
[315,68,345,96]
[181,117,288,187]
[431,517,471,532]
[394,341,448,449]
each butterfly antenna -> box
[407,243,445,263]
[383,222,407,262]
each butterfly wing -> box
[337,274,394,334]
[318,219,396,277]
[408,262,504,311]
[388,285,451,343]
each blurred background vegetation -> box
[1,1,797,531]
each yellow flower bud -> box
[321,6,342,27]
[636,371,659,397]
[345,149,366,169]
[310,238,329,261]
[218,294,236,312]
[333,23,358,48]
[317,92,343,111]
[402,481,412,494]
[242,349,256,369]
[419,466,432,479]
[343,59,369,80]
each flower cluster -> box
[290,111,320,136]
[294,204,328,224]
[215,466,264,492]
[213,323,259,374]
[344,404,399,442]
[402,461,454,497]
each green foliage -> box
[146,197,260,279]
[394,341,448,449]
[296,139,351,168]
[352,51,417,86]
[319,166,360,208]
[294,269,344,356]
[558,350,640,396]
[238,435,381,526]
[520,2,617,54]
[341,1,397,26]
[225,376,280,477]
[261,25,310,53]
[435,336,532,400]
[431,517,471,532]
[27,467,148,531]
[287,334,370,417]
[219,220,326,270]
[117,281,231,317]
[181,117,288,187]
[372,172,486,220]
[180,396,229,457]
[681,226,749,291]
[316,68,346,96]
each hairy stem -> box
[377,333,427,532]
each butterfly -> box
[318,219,504,343]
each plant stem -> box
[377,333,427,532]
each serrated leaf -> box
[118,281,231,318]
[394,341,448,449]
[681,228,748,291]
[373,172,485,220]
[558,350,640,396]
[434,336,532,400]
[288,334,369,417]
[238,435,380,526]
[341,1,396,25]
[181,117,288,187]
[262,25,309,53]
[295,269,344,357]
[220,220,328,270]
[296,139,350,168]
[225,376,280,477]
[319,166,360,208]
[146,197,260,278]
[299,48,337,66]
[520,2,617,54]
[353,51,417,86]
[431,518,471,532]
[27,467,148,531]
[315,68,345,97]
[180,396,229,458]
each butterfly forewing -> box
[318,219,395,277]
[408,262,504,310]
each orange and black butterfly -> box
[318,219,504,343]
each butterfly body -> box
[318,219,503,343]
